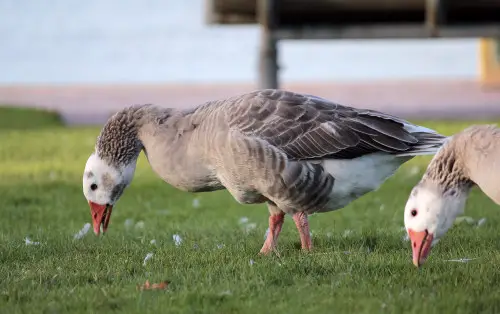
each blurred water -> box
[0,0,478,84]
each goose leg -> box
[259,204,285,255]
[292,211,312,251]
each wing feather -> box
[226,89,430,160]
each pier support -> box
[479,38,500,87]
[257,0,279,89]
[425,0,448,37]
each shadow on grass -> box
[0,106,64,130]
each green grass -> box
[0,106,63,130]
[1,107,500,314]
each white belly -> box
[320,153,409,211]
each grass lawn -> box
[1,107,500,314]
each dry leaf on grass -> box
[137,280,170,291]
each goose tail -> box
[395,124,449,157]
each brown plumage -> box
[421,124,500,200]
[83,89,447,254]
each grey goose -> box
[82,89,447,254]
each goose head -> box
[403,180,468,267]
[82,153,137,235]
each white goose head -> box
[82,106,146,235]
[403,179,469,267]
[83,153,137,235]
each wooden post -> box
[479,38,500,87]
[425,0,447,37]
[257,0,279,90]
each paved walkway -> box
[0,80,499,125]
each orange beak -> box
[88,201,113,235]
[408,229,434,267]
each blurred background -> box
[0,0,499,125]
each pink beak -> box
[408,229,434,267]
[88,201,113,235]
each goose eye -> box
[411,209,418,217]
[90,183,98,191]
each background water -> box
[0,0,479,85]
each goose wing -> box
[226,89,420,160]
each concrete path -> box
[0,80,499,125]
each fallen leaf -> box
[137,280,170,291]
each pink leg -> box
[292,212,312,251]
[259,212,285,255]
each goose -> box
[82,89,446,254]
[404,124,500,267]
